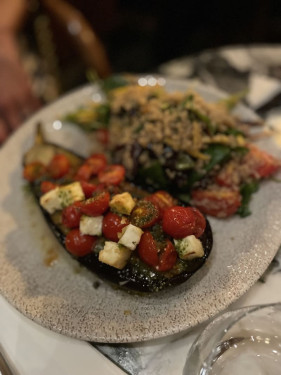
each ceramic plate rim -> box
[0,77,280,343]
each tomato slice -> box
[162,206,198,239]
[62,202,82,228]
[80,181,97,198]
[23,162,47,182]
[80,191,110,216]
[157,240,177,272]
[102,212,129,241]
[40,181,58,194]
[48,154,70,179]
[130,200,160,228]
[191,188,241,218]
[65,229,96,256]
[98,165,125,185]
[245,144,281,179]
[145,191,177,218]
[137,232,159,267]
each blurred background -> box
[22,0,281,97]
[0,0,281,143]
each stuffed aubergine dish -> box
[23,126,213,293]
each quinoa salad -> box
[65,76,281,218]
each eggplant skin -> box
[32,178,213,293]
[25,140,213,293]
[79,220,213,293]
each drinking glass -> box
[184,303,281,375]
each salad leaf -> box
[138,161,168,189]
[175,153,195,170]
[189,108,216,135]
[237,181,260,217]
[95,104,110,126]
[102,75,129,94]
[219,89,248,111]
[204,144,232,172]
[224,128,245,136]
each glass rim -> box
[188,301,281,357]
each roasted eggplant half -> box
[23,125,213,293]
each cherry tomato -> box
[75,154,107,181]
[75,163,92,181]
[62,202,82,228]
[191,188,241,218]
[80,181,97,198]
[157,240,177,272]
[96,129,109,146]
[40,181,58,194]
[80,191,110,216]
[102,212,129,241]
[98,165,125,185]
[162,206,198,239]
[48,154,70,179]
[87,153,107,174]
[137,232,159,268]
[145,191,176,218]
[190,207,206,238]
[23,162,47,182]
[138,233,177,272]
[130,200,160,228]
[65,229,96,256]
[245,144,281,179]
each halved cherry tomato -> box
[245,144,281,179]
[65,229,96,256]
[23,162,47,182]
[190,207,206,238]
[75,163,92,181]
[137,232,159,268]
[62,202,82,228]
[130,200,160,228]
[138,233,177,272]
[102,212,129,241]
[157,240,177,272]
[98,165,125,185]
[75,154,107,181]
[87,153,107,174]
[80,181,97,198]
[191,188,241,218]
[145,191,176,218]
[80,191,110,216]
[48,154,70,179]
[40,181,58,194]
[162,206,198,239]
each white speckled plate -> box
[0,78,281,343]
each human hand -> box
[0,34,40,144]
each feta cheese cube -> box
[58,182,85,207]
[174,235,204,260]
[109,192,135,215]
[40,187,61,214]
[80,215,103,236]
[99,241,131,269]
[40,181,84,214]
[118,224,143,251]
